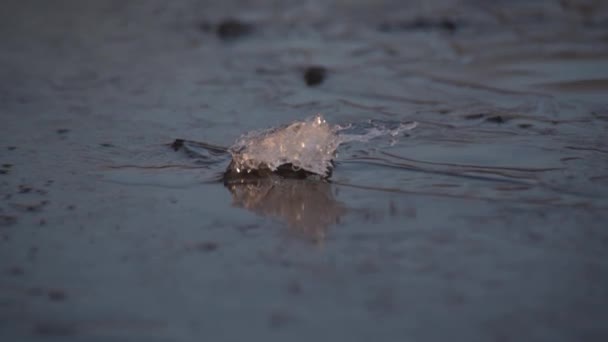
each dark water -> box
[1,1,608,341]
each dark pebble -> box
[170,139,184,151]
[526,231,544,243]
[28,246,39,260]
[11,200,49,213]
[268,311,292,329]
[19,185,32,193]
[56,129,70,135]
[304,66,327,87]
[7,266,24,276]
[7,146,16,151]
[464,113,485,120]
[48,289,67,302]
[486,115,506,124]
[0,215,18,227]
[404,18,436,30]
[379,17,459,33]
[99,143,114,148]
[439,18,458,33]
[34,322,76,336]
[216,19,253,40]
[195,241,219,252]
[518,123,533,129]
[286,280,302,295]
[1,164,12,168]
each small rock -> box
[216,19,253,40]
[28,246,39,260]
[170,139,184,151]
[18,185,32,193]
[0,215,18,227]
[486,115,506,124]
[48,289,67,302]
[268,310,293,329]
[464,113,485,120]
[286,280,302,295]
[304,66,327,86]
[439,18,458,33]
[34,322,76,336]
[7,266,24,276]
[379,17,459,33]
[10,201,49,213]
[195,241,219,252]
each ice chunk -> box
[229,114,339,177]
[228,114,417,178]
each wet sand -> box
[1,1,608,341]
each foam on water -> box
[336,120,418,144]
[228,114,417,177]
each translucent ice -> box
[228,114,417,178]
[229,115,339,177]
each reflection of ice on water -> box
[228,114,417,177]
[227,177,345,242]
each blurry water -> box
[1,1,607,341]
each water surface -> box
[1,1,607,341]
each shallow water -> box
[1,0,608,341]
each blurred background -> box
[1,1,607,341]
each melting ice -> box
[228,114,417,178]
